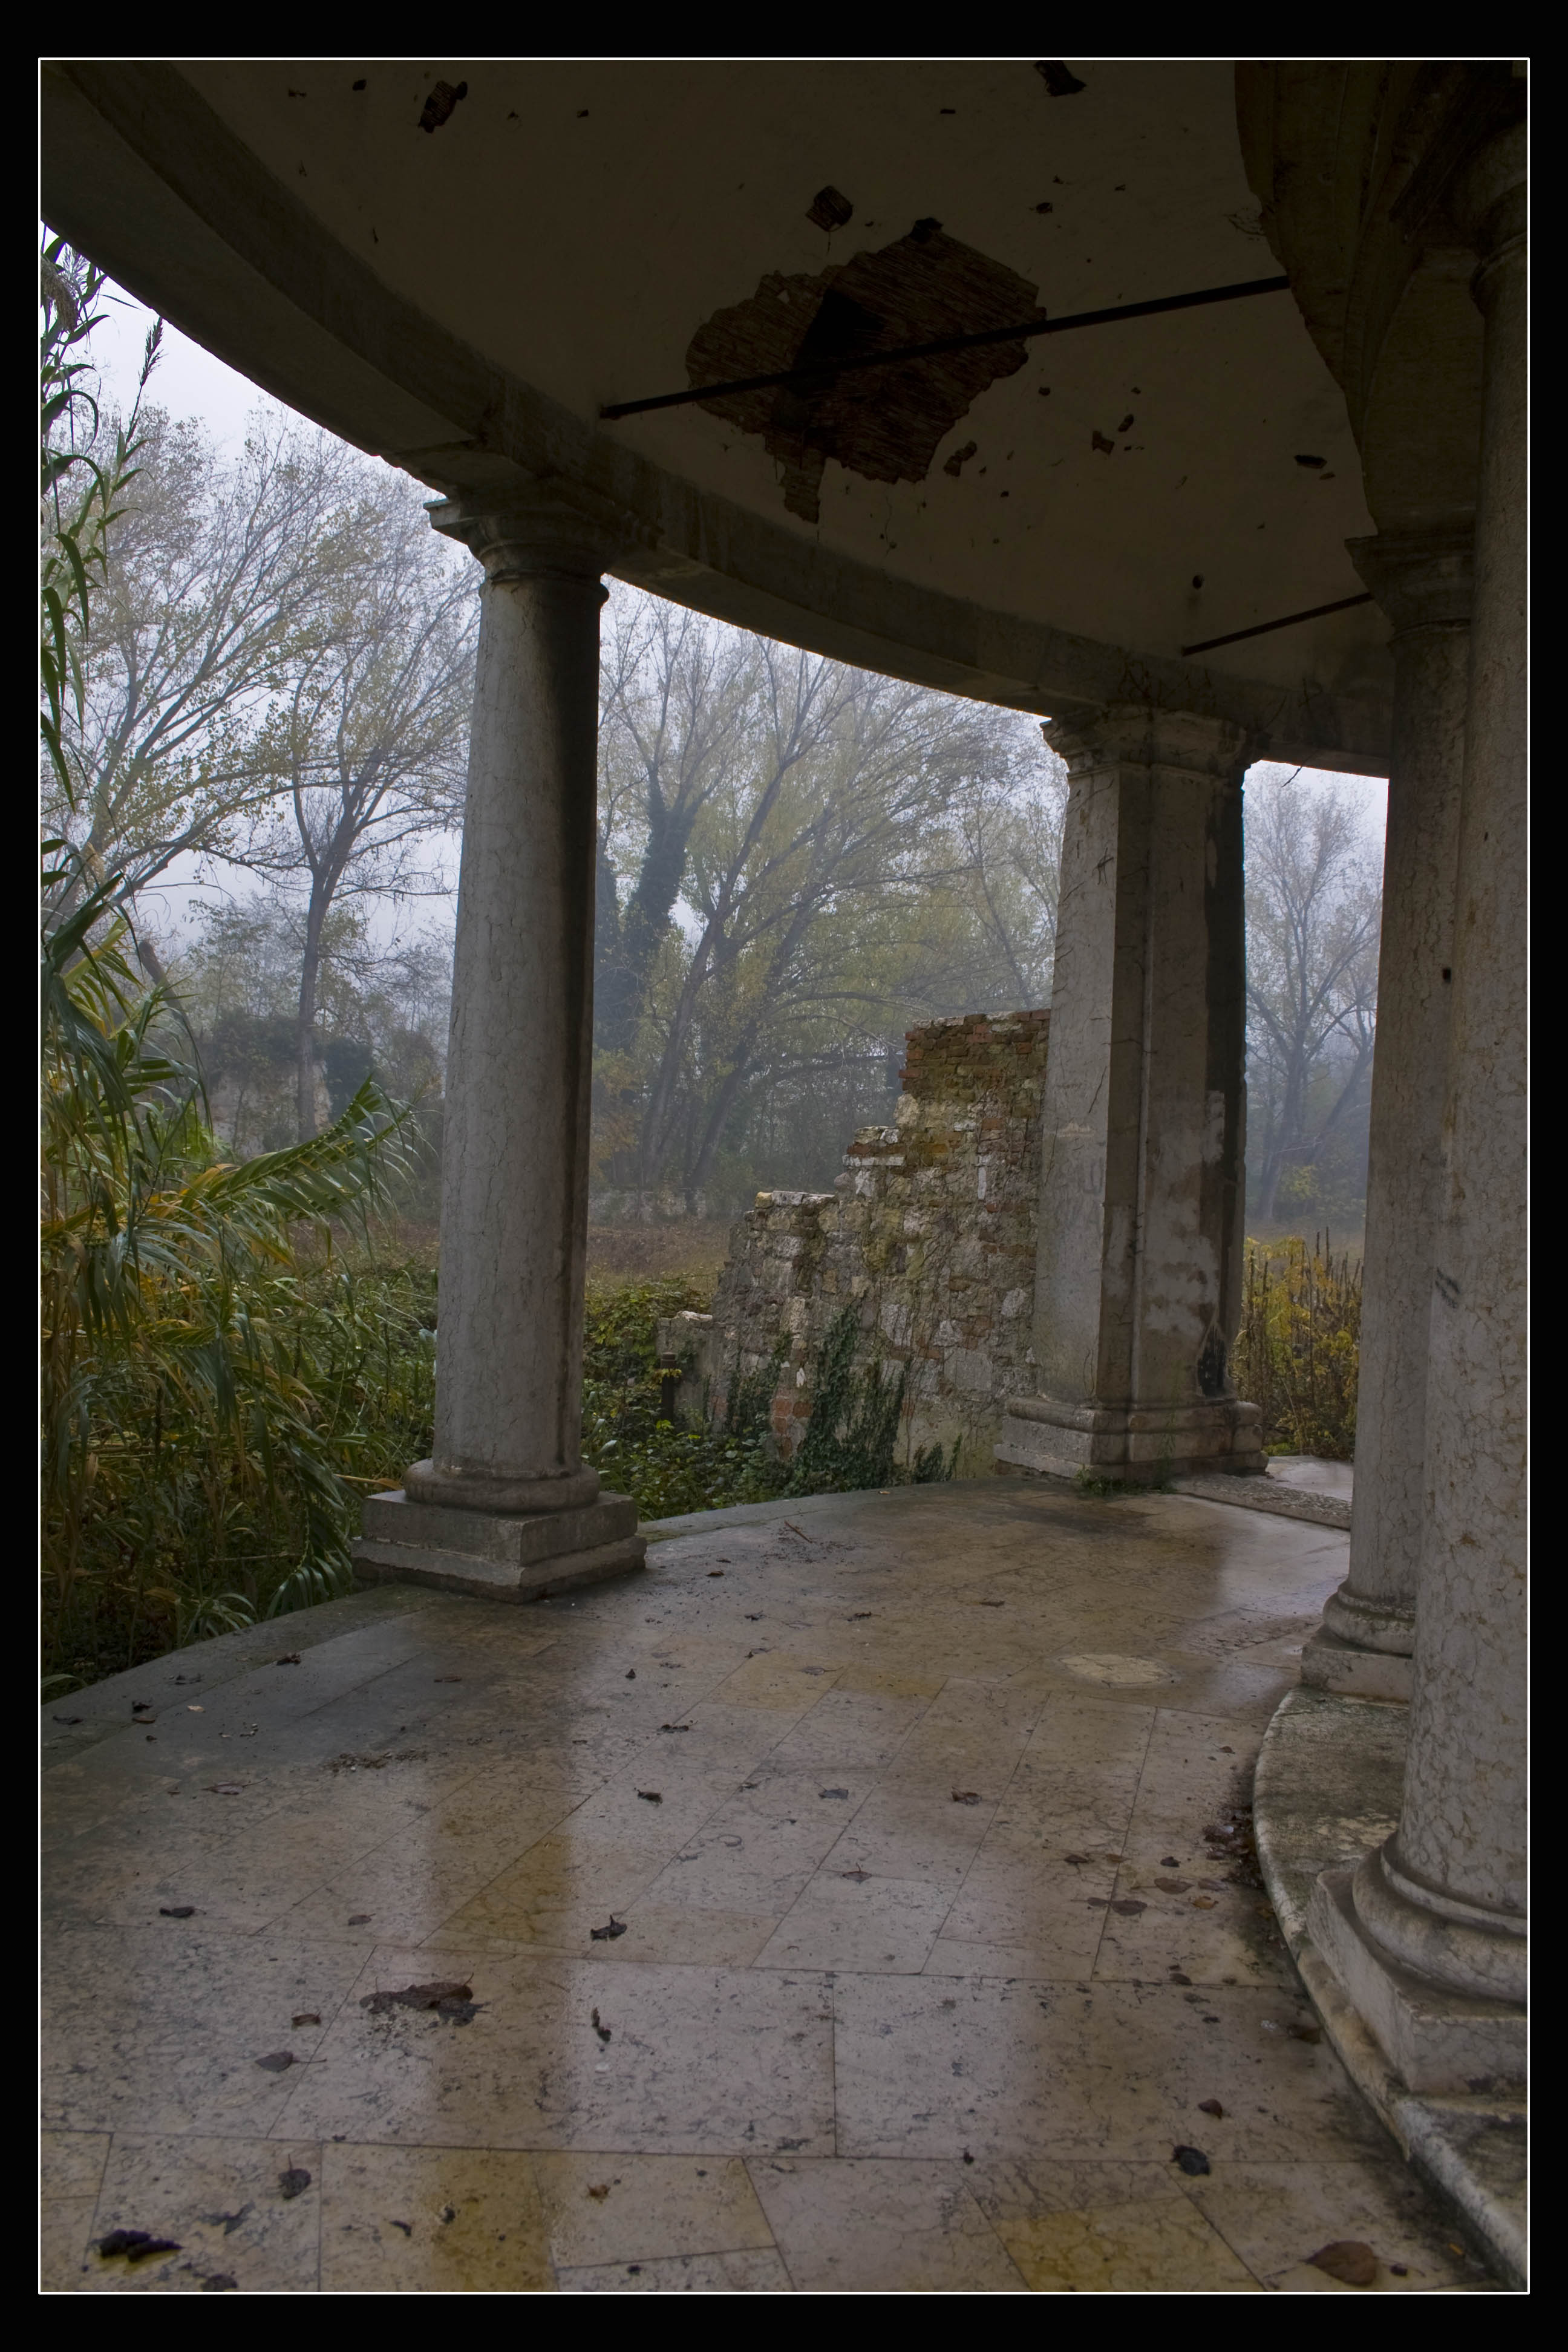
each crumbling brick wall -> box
[659,1010,1048,1474]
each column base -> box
[352,1489,645,1601]
[1300,1628,1414,1701]
[995,1392,1264,1483]
[1307,1866,1526,2096]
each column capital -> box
[427,477,645,586]
[1446,117,1527,281]
[1042,704,1249,784]
[1347,523,1474,636]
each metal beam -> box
[1180,592,1374,658]
[599,275,1292,421]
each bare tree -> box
[595,590,773,1051]
[1245,766,1383,1221]
[238,474,475,1138]
[47,407,361,907]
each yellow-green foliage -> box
[1232,1235,1361,1459]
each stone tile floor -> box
[41,1479,1501,2293]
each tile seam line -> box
[917,1684,1052,1961]
[1092,1700,1160,1979]
[740,2156,805,2291]
[750,1664,951,1933]
[1170,2172,1273,2288]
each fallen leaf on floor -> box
[52,1714,83,1724]
[389,2218,413,2237]
[590,1917,629,1941]
[1191,1895,1217,1909]
[1103,1852,1123,1863]
[1197,1878,1227,1891]
[1109,1898,1146,1915]
[1198,2099,1224,2118]
[132,1700,153,1713]
[1171,2145,1210,2176]
[952,1790,981,1805]
[1287,2021,1322,2043]
[708,1569,725,1577]
[841,1869,870,1881]
[592,2008,612,2043]
[276,1653,301,1665]
[1155,1878,1191,1893]
[186,1704,203,1712]
[1168,1971,1192,1984]
[745,1614,763,1622]
[1307,2240,1377,2285]
[97,2229,183,2261]
[1065,1852,1091,1866]
[208,1783,245,1795]
[962,2149,975,2163]
[587,2184,611,2201]
[979,1598,1005,1607]
[637,1789,662,1803]
[361,1979,477,2021]
[348,1914,372,1926]
[254,2051,296,2072]
[1087,1896,1109,1907]
[822,1787,850,1800]
[434,1675,462,1682]
[626,1668,636,1679]
[1161,1857,1180,1868]
[203,2274,238,2291]
[134,1713,157,1726]
[659,1723,690,1733]
[849,1612,872,1620]
[158,1905,195,1919]
[292,2013,320,2028]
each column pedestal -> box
[351,486,645,1601]
[998,707,1261,1486]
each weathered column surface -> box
[1310,127,1526,2092]
[1301,528,1471,1702]
[998,707,1261,1483]
[353,489,645,1599]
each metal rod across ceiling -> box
[1180,592,1374,658]
[599,274,1292,420]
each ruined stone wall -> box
[659,1010,1049,1474]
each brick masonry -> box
[658,1010,1050,1474]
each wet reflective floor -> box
[41,1480,1497,2292]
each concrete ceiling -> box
[42,58,1391,773]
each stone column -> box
[353,489,645,1599]
[998,708,1261,1483]
[1301,528,1471,1702]
[1308,128,1526,2092]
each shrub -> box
[1232,1233,1361,1459]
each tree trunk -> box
[295,886,328,1143]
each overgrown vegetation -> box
[784,1304,955,1494]
[41,244,417,1693]
[1232,1233,1362,1459]
[581,1277,788,1519]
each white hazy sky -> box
[87,272,1388,941]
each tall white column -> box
[1308,126,1526,2090]
[999,708,1261,1483]
[353,489,645,1598]
[1301,529,1471,1701]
